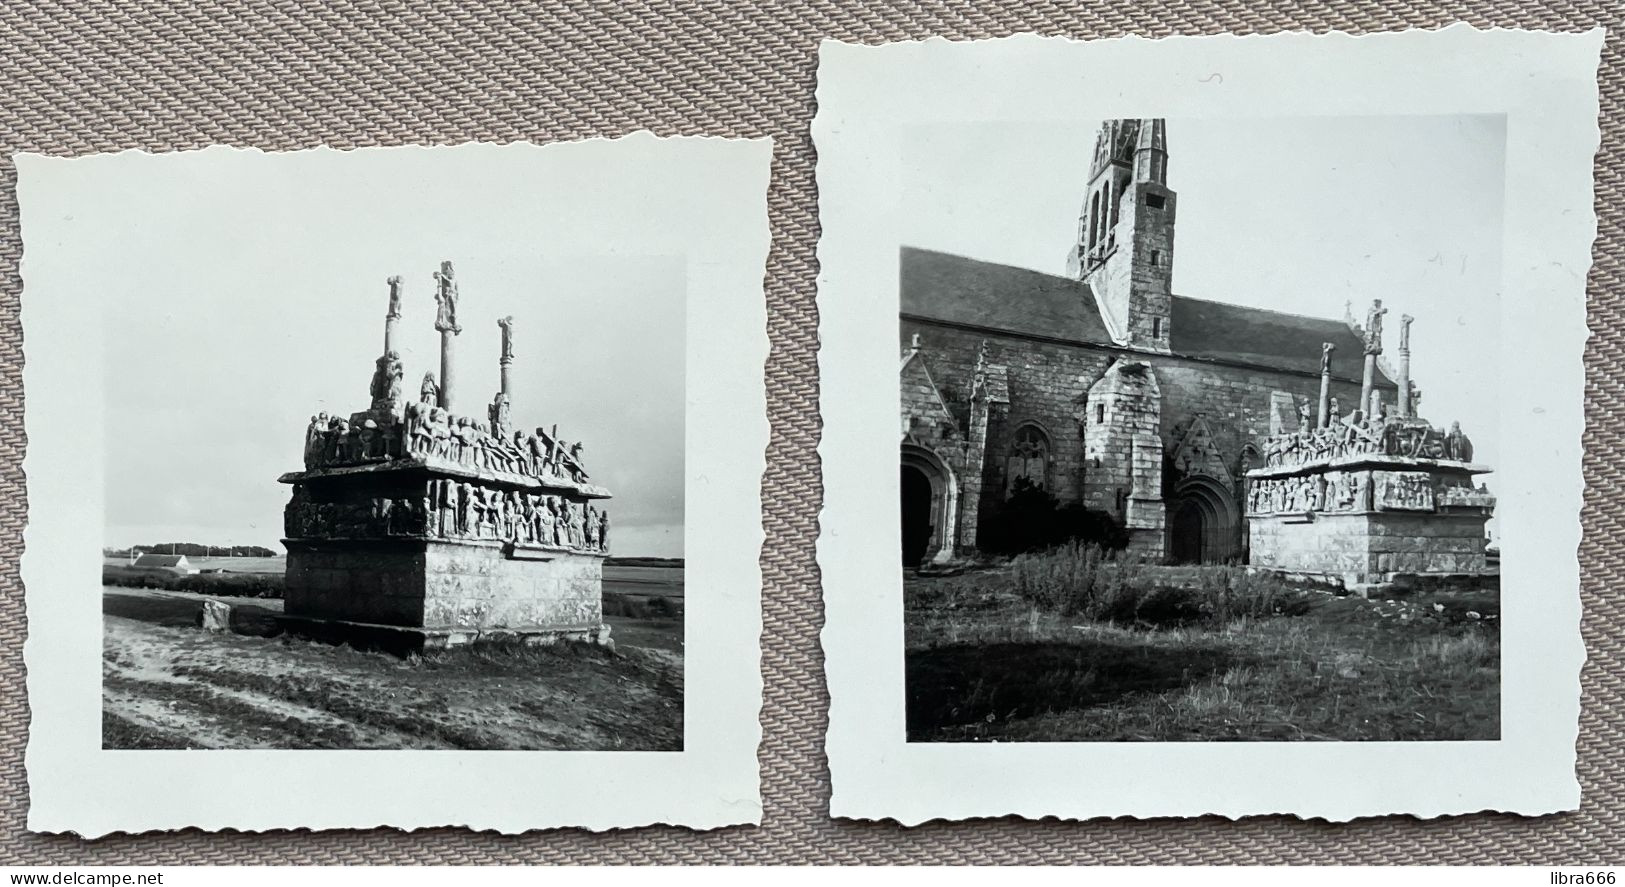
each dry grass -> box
[905,551,1499,743]
[102,586,683,750]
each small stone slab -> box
[200,599,232,632]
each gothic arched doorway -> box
[1168,477,1241,564]
[900,444,958,568]
[1170,499,1205,564]
[901,464,934,568]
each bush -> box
[1004,545,1308,626]
[102,566,284,599]
[981,478,1127,556]
[1194,566,1307,623]
[1006,541,1170,621]
[602,592,681,619]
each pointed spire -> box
[1134,119,1168,184]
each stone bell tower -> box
[1067,118,1176,354]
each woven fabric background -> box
[0,0,1616,865]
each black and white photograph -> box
[817,29,1595,822]
[100,243,686,751]
[897,114,1502,744]
[21,135,770,834]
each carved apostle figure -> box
[584,505,600,549]
[433,260,461,334]
[597,510,610,551]
[420,371,440,405]
[1320,342,1334,375]
[540,496,559,546]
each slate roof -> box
[900,246,1114,345]
[900,247,1392,386]
[1170,296,1388,385]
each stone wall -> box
[285,538,604,634]
[1249,510,1490,582]
[901,316,1403,560]
[899,319,1112,508]
[1156,360,1374,480]
[285,539,429,626]
[423,541,604,631]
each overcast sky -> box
[900,114,1505,484]
[61,145,686,557]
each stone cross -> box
[433,261,461,335]
[384,275,404,354]
[1316,342,1335,428]
[433,260,461,411]
[1397,314,1416,417]
[498,315,516,399]
[386,275,403,320]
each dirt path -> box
[102,587,683,750]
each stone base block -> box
[1248,510,1492,589]
[285,537,606,638]
[278,614,613,655]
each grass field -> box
[102,575,684,750]
[905,546,1499,743]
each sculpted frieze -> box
[302,406,592,485]
[1258,413,1475,471]
[284,481,611,553]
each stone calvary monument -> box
[278,263,614,649]
[1245,302,1496,593]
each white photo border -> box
[20,133,770,836]
[816,27,1600,823]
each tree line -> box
[103,543,281,559]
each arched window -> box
[1103,181,1116,246]
[1087,192,1101,251]
[1006,423,1051,495]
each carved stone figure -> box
[420,371,440,405]
[584,505,600,549]
[1320,342,1334,374]
[370,350,404,406]
[387,275,404,319]
[598,510,610,551]
[433,260,461,334]
[539,496,558,546]
[489,392,512,438]
[1295,399,1314,432]
[1364,299,1387,354]
[1446,421,1474,462]
[499,315,515,362]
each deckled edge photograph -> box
[19,133,770,835]
[816,27,1600,823]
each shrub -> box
[1195,567,1306,623]
[102,566,283,599]
[602,592,681,619]
[1006,542,1173,621]
[1004,546,1308,626]
[982,479,1127,556]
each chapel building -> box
[900,118,1402,566]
